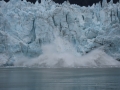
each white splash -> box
[14,36,120,67]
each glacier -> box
[0,0,120,67]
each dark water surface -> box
[0,68,120,90]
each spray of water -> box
[13,36,120,68]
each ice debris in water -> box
[0,0,120,67]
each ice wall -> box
[0,0,120,67]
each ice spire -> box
[95,1,101,11]
[109,0,113,5]
[66,0,70,5]
[63,0,70,6]
[35,0,39,5]
[99,1,102,9]
[102,0,107,7]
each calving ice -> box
[0,0,120,67]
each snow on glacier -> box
[0,0,120,67]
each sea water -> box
[0,68,120,90]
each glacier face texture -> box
[0,0,120,67]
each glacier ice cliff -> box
[0,0,120,67]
